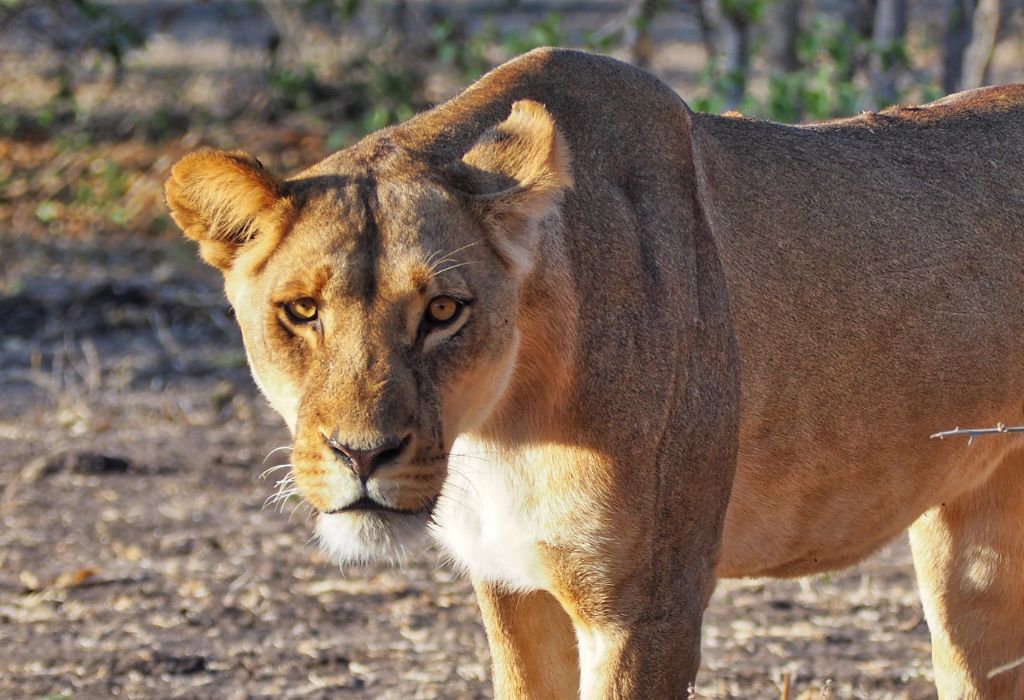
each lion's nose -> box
[325,433,411,482]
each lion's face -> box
[166,101,572,564]
[228,178,525,562]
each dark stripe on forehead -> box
[355,176,381,304]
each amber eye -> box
[285,297,318,323]
[426,296,461,325]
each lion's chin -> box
[315,510,430,567]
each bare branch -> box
[930,423,1024,445]
[989,654,1024,679]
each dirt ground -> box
[9,1,1016,697]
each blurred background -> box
[1,1,1020,698]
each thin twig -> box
[930,423,1024,446]
[780,672,792,700]
[989,655,1024,679]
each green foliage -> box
[68,159,129,224]
[302,0,362,19]
[265,6,622,146]
[432,12,570,83]
[500,13,567,55]
[580,27,621,54]
[694,16,937,122]
[431,17,494,80]
[268,65,322,112]
[777,18,908,119]
[72,0,145,70]
[54,131,92,153]
[36,200,61,224]
[326,10,574,143]
[721,0,768,23]
[38,692,73,700]
[689,65,729,115]
[352,9,571,139]
[360,63,419,132]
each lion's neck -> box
[476,227,579,447]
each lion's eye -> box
[425,296,461,325]
[285,297,318,323]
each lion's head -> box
[166,101,572,564]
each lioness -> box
[165,48,1024,698]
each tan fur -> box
[166,49,1024,699]
[475,583,581,698]
[165,149,289,269]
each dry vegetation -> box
[3,1,1022,697]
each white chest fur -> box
[430,436,551,591]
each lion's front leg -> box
[474,581,580,700]
[575,615,706,699]
[554,433,732,698]
[568,567,715,700]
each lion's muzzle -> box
[291,421,446,521]
[305,430,445,565]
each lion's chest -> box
[430,438,550,591]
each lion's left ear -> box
[165,149,284,271]
[453,100,573,276]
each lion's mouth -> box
[323,496,436,517]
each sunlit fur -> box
[316,511,430,567]
[167,49,1024,700]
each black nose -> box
[325,434,411,482]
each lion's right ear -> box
[448,100,573,278]
[165,149,283,270]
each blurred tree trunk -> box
[944,0,1001,91]
[689,0,716,61]
[840,0,877,82]
[763,0,803,74]
[387,0,409,36]
[701,0,755,108]
[961,0,1001,87]
[849,0,879,38]
[623,0,665,68]
[870,0,908,106]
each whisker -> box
[276,493,302,513]
[432,261,477,277]
[260,463,293,480]
[443,448,503,457]
[433,241,480,266]
[288,499,314,523]
[444,452,496,462]
[428,260,454,276]
[427,253,460,277]
[436,489,479,513]
[427,241,481,277]
[264,487,301,511]
[423,250,441,268]
[437,470,484,509]
[264,486,300,502]
[262,445,293,464]
[423,246,453,270]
